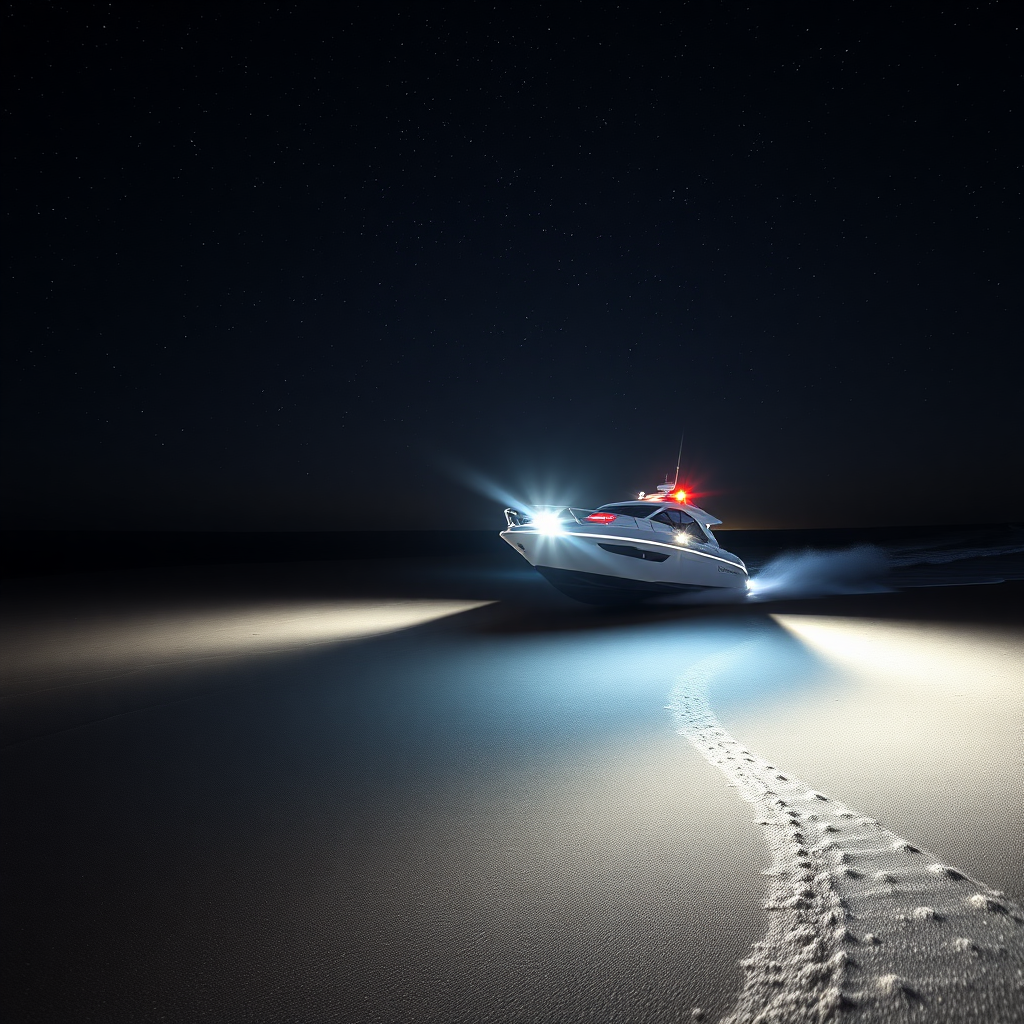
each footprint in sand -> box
[667,660,1024,1024]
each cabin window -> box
[685,522,709,542]
[651,508,695,528]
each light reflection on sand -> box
[670,652,1024,1023]
[727,615,1024,900]
[4,570,1022,1022]
[0,599,491,693]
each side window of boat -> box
[653,509,695,528]
[684,521,709,542]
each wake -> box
[745,534,1024,601]
[746,546,890,600]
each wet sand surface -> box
[1,550,1022,1022]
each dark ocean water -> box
[4,524,1024,594]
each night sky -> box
[4,3,1021,531]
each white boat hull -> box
[500,521,747,603]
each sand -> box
[2,552,1022,1022]
[670,636,1024,1022]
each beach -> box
[2,534,1022,1022]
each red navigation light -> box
[673,490,688,503]
[586,512,618,523]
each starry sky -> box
[3,3,1021,531]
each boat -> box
[500,480,748,604]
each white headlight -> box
[532,511,563,535]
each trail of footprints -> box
[668,679,1024,1023]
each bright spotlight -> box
[531,511,564,535]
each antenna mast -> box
[672,431,684,489]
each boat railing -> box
[504,506,595,528]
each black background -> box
[4,3,1021,530]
